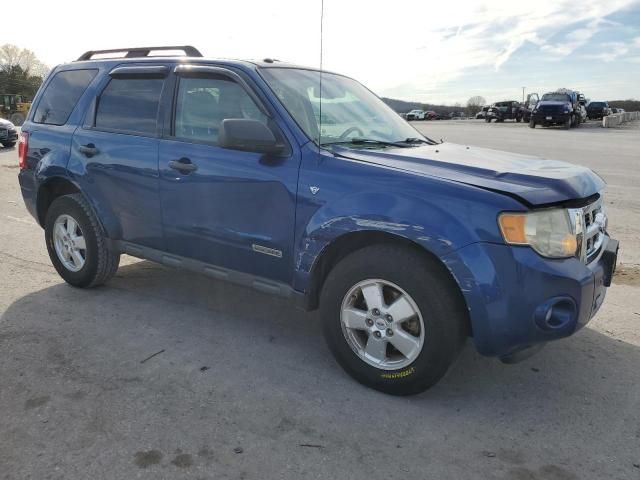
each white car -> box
[406,109,426,121]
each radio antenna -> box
[318,0,324,152]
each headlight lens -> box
[499,209,577,258]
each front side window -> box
[95,77,164,135]
[174,76,267,144]
[260,67,428,147]
[33,69,97,125]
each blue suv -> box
[18,46,618,395]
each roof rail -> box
[76,46,203,61]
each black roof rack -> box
[76,45,203,61]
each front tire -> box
[529,120,536,128]
[45,194,119,288]
[320,245,466,395]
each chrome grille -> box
[569,197,606,264]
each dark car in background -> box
[486,101,523,122]
[475,106,490,119]
[530,90,585,129]
[0,118,18,148]
[586,101,611,120]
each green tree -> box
[0,44,49,100]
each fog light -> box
[534,297,576,331]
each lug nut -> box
[372,308,380,316]
[385,314,393,323]
[386,328,393,336]
[366,318,374,327]
[373,331,382,338]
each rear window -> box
[95,78,164,135]
[33,69,97,125]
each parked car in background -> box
[18,45,619,395]
[486,101,524,122]
[424,110,438,120]
[449,111,466,119]
[586,101,612,120]
[475,106,490,119]
[530,89,584,129]
[0,118,18,148]
[406,109,426,121]
[610,107,624,114]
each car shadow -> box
[1,258,638,478]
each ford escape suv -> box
[18,46,618,395]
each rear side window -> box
[33,69,97,125]
[95,78,164,135]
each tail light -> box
[18,131,28,170]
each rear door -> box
[157,65,300,284]
[69,65,168,249]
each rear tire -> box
[45,194,119,288]
[529,121,536,128]
[564,117,572,129]
[320,245,466,395]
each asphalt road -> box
[1,121,639,480]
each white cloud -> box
[583,41,631,62]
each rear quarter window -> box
[33,69,98,125]
[95,78,164,135]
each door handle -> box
[79,143,99,157]
[168,158,198,173]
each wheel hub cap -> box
[52,214,86,272]
[340,279,425,370]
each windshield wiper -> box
[323,138,413,148]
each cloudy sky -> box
[4,0,640,104]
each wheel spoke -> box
[364,336,387,363]
[54,223,66,241]
[389,329,421,359]
[361,282,385,311]
[73,235,86,251]
[65,217,78,236]
[387,295,416,324]
[70,249,84,267]
[60,247,72,262]
[342,308,369,330]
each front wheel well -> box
[36,177,80,226]
[306,231,471,336]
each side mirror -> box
[218,119,285,155]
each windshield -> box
[588,102,606,108]
[541,93,571,102]
[260,67,431,147]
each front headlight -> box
[498,209,578,258]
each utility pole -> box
[522,86,526,103]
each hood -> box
[333,143,604,206]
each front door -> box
[158,69,300,284]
